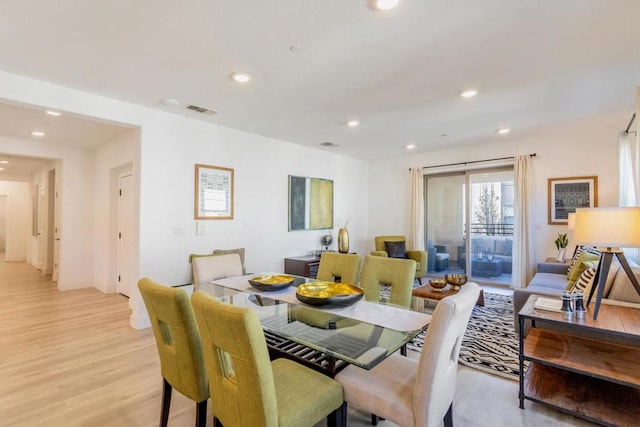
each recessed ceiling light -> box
[31,131,45,137]
[405,144,416,150]
[321,141,339,147]
[346,119,360,127]
[290,45,302,53]
[160,98,179,106]
[460,89,478,98]
[46,110,61,116]
[497,128,511,134]
[230,71,252,83]
[372,0,401,10]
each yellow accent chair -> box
[360,255,416,309]
[316,252,362,284]
[335,282,480,427]
[372,235,427,285]
[191,291,347,427]
[138,278,209,427]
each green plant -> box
[554,233,568,249]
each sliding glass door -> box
[425,168,514,286]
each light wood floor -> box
[0,256,594,426]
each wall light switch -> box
[173,226,186,236]
[196,221,206,235]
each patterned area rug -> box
[408,292,524,381]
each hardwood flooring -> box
[0,256,594,426]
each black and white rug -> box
[408,292,524,382]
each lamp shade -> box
[573,207,640,248]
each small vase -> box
[556,248,566,263]
[338,228,349,253]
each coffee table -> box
[472,258,503,277]
[412,285,485,306]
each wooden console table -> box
[518,295,640,426]
[284,255,321,278]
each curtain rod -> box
[420,153,537,170]
[624,112,636,134]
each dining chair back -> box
[316,252,362,284]
[138,278,209,427]
[360,255,416,308]
[191,291,347,427]
[192,253,243,289]
[335,282,480,427]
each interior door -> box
[117,174,134,297]
[52,181,61,282]
[37,186,46,271]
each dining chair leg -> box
[371,414,378,425]
[327,402,347,427]
[195,400,207,427]
[400,343,407,356]
[160,378,172,427]
[444,402,453,427]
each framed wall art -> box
[288,175,333,231]
[548,176,597,225]
[195,164,234,220]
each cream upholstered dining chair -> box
[360,255,416,308]
[192,253,243,289]
[316,252,362,284]
[335,282,480,427]
[191,290,347,427]
[372,235,427,285]
[138,278,209,427]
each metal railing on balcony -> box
[469,222,514,236]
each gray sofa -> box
[513,260,640,339]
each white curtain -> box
[512,155,535,289]
[409,167,425,250]
[618,128,640,264]
[618,130,639,206]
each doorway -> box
[425,168,514,286]
[116,172,134,297]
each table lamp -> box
[573,207,640,319]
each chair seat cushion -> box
[435,253,450,261]
[335,353,416,426]
[272,358,344,427]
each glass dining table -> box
[198,274,433,377]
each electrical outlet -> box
[196,221,206,235]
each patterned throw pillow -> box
[567,246,600,278]
[566,252,600,289]
[571,266,597,295]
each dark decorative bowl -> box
[295,281,364,307]
[429,278,448,291]
[248,275,294,291]
[445,274,467,291]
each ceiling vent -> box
[186,104,217,115]
[321,141,339,147]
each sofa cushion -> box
[607,266,640,304]
[566,252,600,289]
[570,267,596,294]
[527,272,569,293]
[567,246,600,275]
[384,241,407,259]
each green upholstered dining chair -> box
[360,255,416,309]
[191,290,347,427]
[316,252,362,284]
[138,278,209,427]
[372,235,427,285]
[335,283,481,427]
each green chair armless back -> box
[316,252,362,284]
[191,291,346,427]
[138,278,209,427]
[360,255,416,308]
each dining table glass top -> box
[198,274,432,371]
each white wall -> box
[0,180,29,261]
[368,111,624,287]
[0,70,369,329]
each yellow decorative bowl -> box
[248,275,294,291]
[429,278,448,291]
[445,274,467,291]
[296,281,364,307]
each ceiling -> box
[0,0,638,168]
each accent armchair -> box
[372,235,427,285]
[427,240,450,272]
